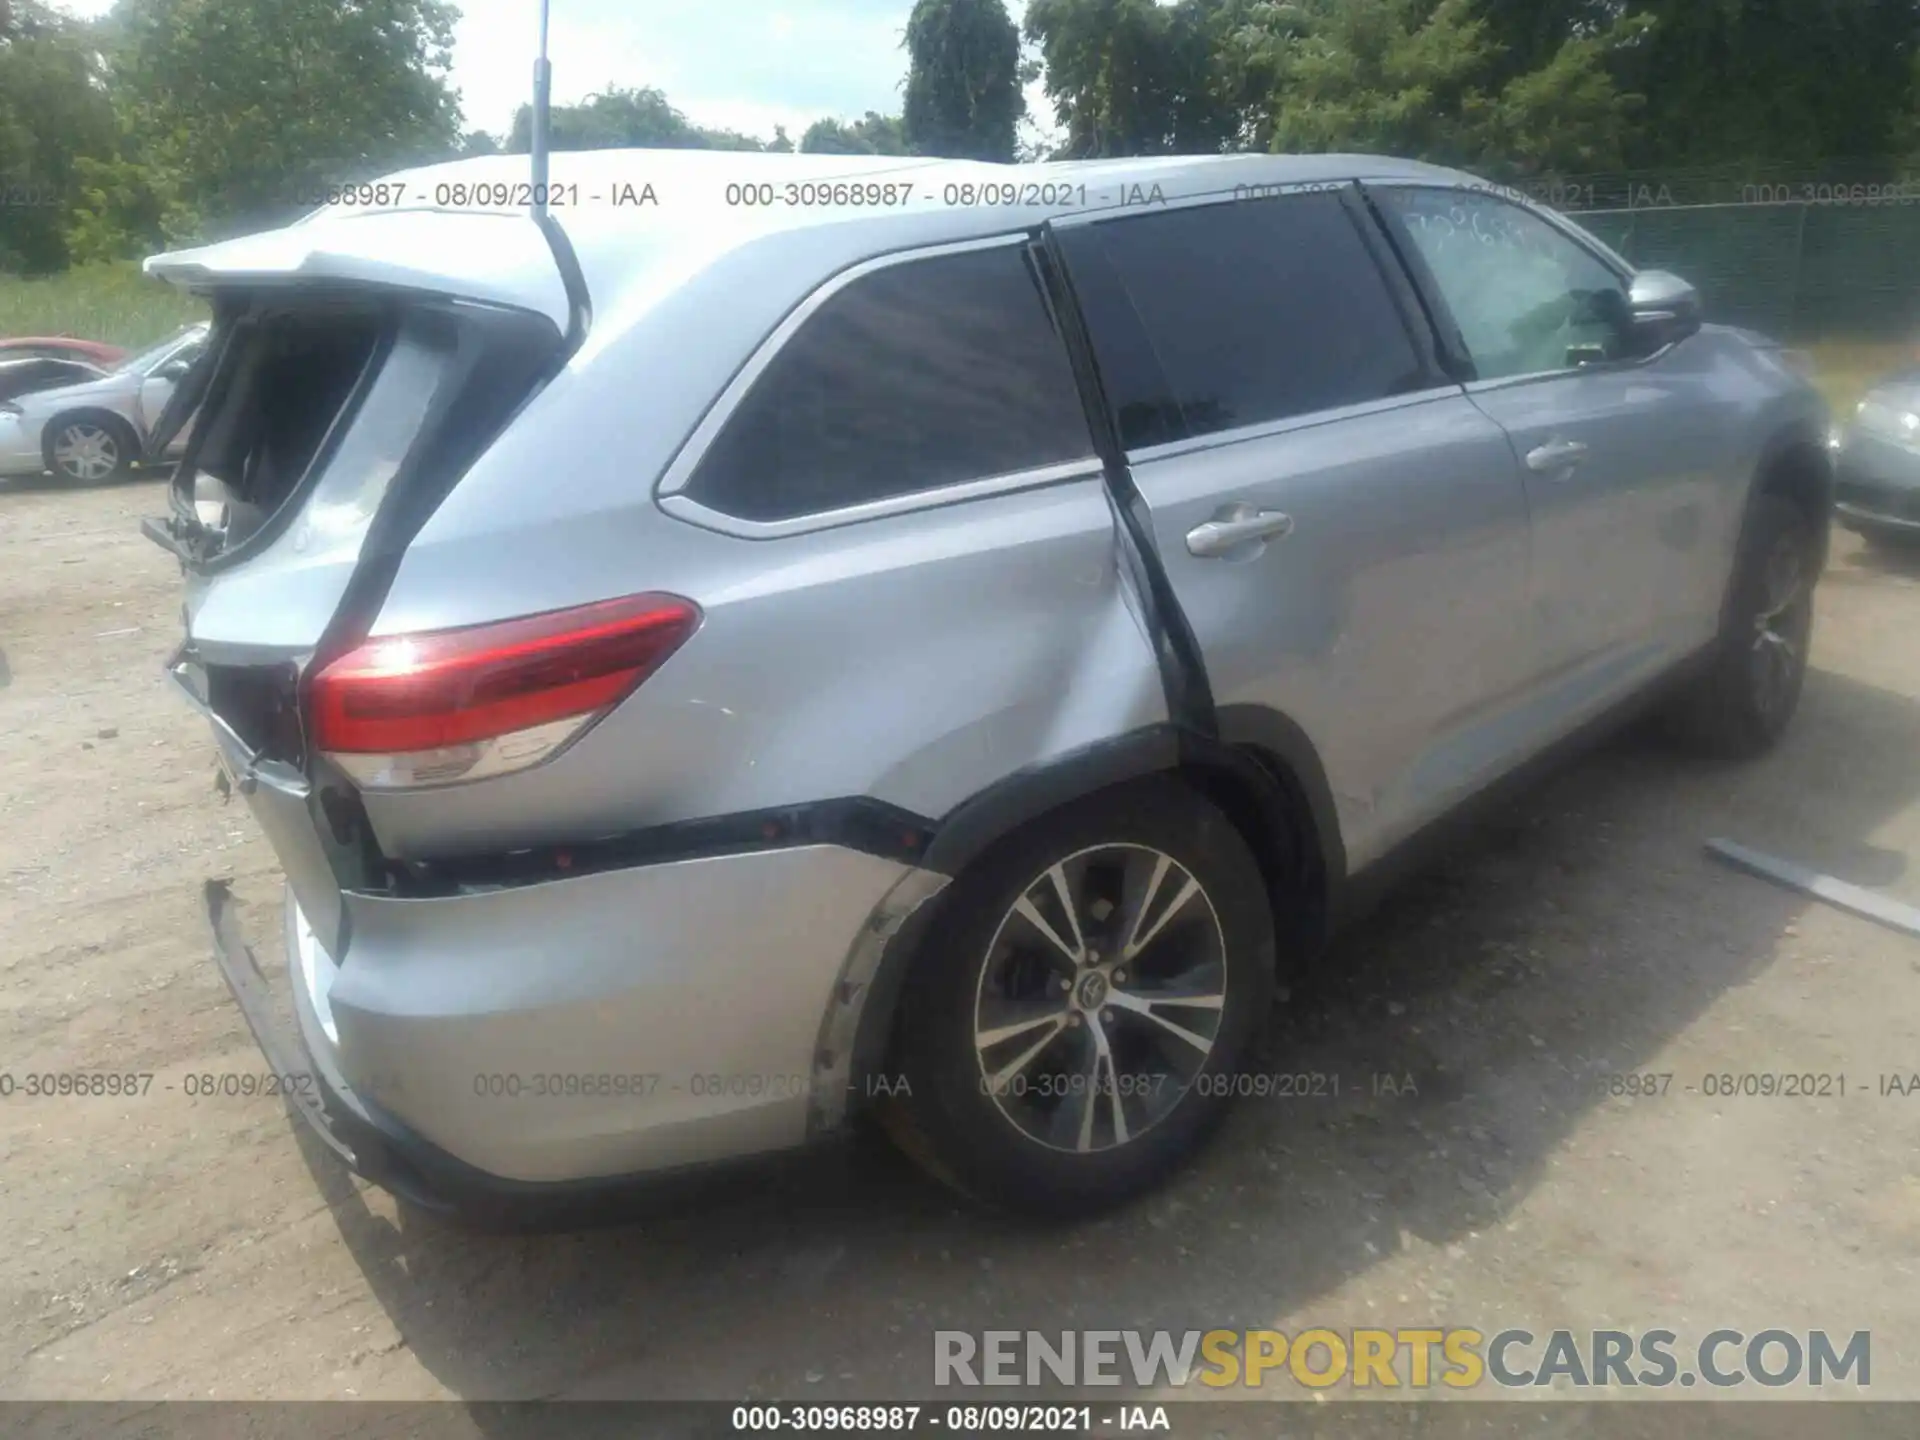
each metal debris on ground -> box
[1706,837,1920,940]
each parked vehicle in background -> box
[0,355,108,404]
[142,149,1830,1221]
[0,323,208,483]
[1832,366,1920,546]
[0,335,128,367]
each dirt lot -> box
[3,470,1920,1407]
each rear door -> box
[1051,186,1536,871]
[1368,184,1730,705]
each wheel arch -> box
[1739,419,1833,592]
[839,715,1343,1118]
[41,406,139,477]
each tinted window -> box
[687,246,1094,522]
[1379,188,1630,379]
[1064,191,1428,448]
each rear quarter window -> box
[683,244,1095,524]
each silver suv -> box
[144,150,1830,1220]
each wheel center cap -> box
[1074,971,1109,1010]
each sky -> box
[55,0,1060,149]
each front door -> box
[1369,184,1729,715]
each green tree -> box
[505,86,787,152]
[62,154,168,268]
[0,0,118,272]
[1611,0,1920,170]
[1229,0,1646,174]
[903,0,1026,160]
[105,0,461,247]
[456,128,502,158]
[799,111,911,155]
[1025,0,1251,157]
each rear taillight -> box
[308,594,700,789]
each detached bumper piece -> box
[203,877,454,1213]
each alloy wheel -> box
[971,843,1228,1155]
[51,423,120,482]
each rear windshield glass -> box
[196,312,385,500]
[182,306,389,554]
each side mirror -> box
[154,357,192,381]
[1628,270,1703,349]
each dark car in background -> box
[1833,368,1920,545]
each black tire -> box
[1663,495,1815,757]
[883,776,1275,1217]
[43,410,138,485]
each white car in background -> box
[0,322,209,484]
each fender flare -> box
[826,714,1348,1126]
[1730,416,1834,607]
[916,715,1343,889]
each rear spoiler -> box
[142,209,577,330]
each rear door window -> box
[684,244,1095,523]
[1058,190,1431,449]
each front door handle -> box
[1186,504,1295,559]
[1526,438,1590,473]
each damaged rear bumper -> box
[201,838,941,1221]
[204,877,445,1210]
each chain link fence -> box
[1518,167,1920,343]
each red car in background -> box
[0,336,129,366]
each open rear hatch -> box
[144,214,578,957]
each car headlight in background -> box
[1847,398,1920,450]
[1853,397,1908,438]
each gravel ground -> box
[3,472,1920,1410]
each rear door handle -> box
[1186,505,1295,558]
[1526,439,1590,473]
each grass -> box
[0,263,208,349]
